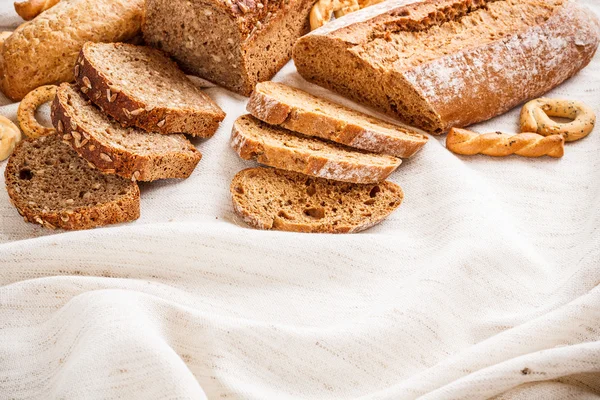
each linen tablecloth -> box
[1,1,600,398]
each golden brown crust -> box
[17,85,57,139]
[14,0,60,20]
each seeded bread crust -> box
[247,81,428,158]
[75,42,225,137]
[5,135,140,231]
[231,167,403,233]
[52,84,202,182]
[231,115,401,184]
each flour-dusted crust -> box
[247,81,428,158]
[0,0,144,101]
[231,115,401,184]
[294,0,600,134]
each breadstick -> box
[446,128,565,158]
[14,0,60,21]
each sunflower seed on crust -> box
[131,171,141,182]
[130,108,144,116]
[99,153,112,163]
[74,64,80,77]
[70,120,77,130]
[82,76,92,89]
[57,120,64,133]
[157,119,166,127]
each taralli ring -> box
[17,85,57,139]
[0,116,22,161]
[520,98,596,142]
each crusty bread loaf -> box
[231,115,401,183]
[293,0,600,134]
[76,42,225,137]
[143,0,315,96]
[0,0,144,101]
[231,167,403,233]
[247,81,428,157]
[5,134,140,230]
[52,84,201,182]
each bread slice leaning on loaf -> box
[52,84,202,182]
[293,0,600,134]
[231,167,404,233]
[76,42,225,137]
[5,134,140,230]
[231,115,402,184]
[247,82,428,158]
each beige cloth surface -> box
[1,1,600,398]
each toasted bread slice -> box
[231,115,401,184]
[76,42,225,137]
[247,82,428,158]
[231,167,403,233]
[52,83,201,182]
[5,134,140,230]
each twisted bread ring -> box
[0,116,22,161]
[446,128,564,158]
[520,98,596,142]
[17,85,57,139]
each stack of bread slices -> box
[230,82,429,233]
[5,42,225,230]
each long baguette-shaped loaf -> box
[293,0,600,134]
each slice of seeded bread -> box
[75,42,225,137]
[247,82,429,158]
[5,134,140,230]
[231,115,401,184]
[231,167,403,233]
[52,83,202,182]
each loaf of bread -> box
[293,0,600,134]
[143,0,315,96]
[0,0,144,101]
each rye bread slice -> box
[75,42,225,137]
[231,167,403,233]
[5,134,140,230]
[247,82,429,158]
[231,115,401,184]
[52,83,201,182]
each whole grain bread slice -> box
[75,42,225,137]
[231,115,401,184]
[5,134,140,230]
[231,167,403,233]
[247,81,428,158]
[52,83,201,182]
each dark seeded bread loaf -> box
[231,167,403,233]
[76,42,225,137]
[5,134,140,230]
[247,81,429,157]
[293,0,600,134]
[143,0,315,96]
[231,115,401,184]
[52,83,201,182]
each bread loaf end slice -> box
[231,115,401,184]
[247,81,428,158]
[76,42,225,137]
[5,134,140,230]
[52,83,201,182]
[231,167,403,233]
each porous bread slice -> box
[4,134,140,230]
[76,42,225,137]
[231,167,403,233]
[52,83,201,182]
[247,81,428,158]
[231,115,401,184]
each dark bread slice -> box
[231,167,403,233]
[5,134,140,230]
[231,115,401,184]
[52,83,201,182]
[247,81,428,158]
[76,42,225,137]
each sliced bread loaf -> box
[52,83,202,182]
[231,115,401,184]
[75,42,225,137]
[231,167,403,233]
[5,134,140,230]
[247,82,428,158]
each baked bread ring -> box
[14,0,60,21]
[520,98,596,142]
[17,85,57,139]
[0,116,22,161]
